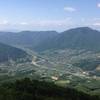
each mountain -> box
[0,31,58,49]
[35,27,100,52]
[0,27,100,52]
[0,42,28,62]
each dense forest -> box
[0,78,99,100]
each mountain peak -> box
[73,27,92,30]
[35,27,100,52]
[65,27,94,32]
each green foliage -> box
[0,78,99,100]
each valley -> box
[0,27,100,96]
[0,1,100,99]
[0,47,100,95]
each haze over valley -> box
[0,0,100,100]
[0,27,100,96]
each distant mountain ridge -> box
[34,27,100,52]
[0,31,58,49]
[0,27,100,52]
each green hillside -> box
[0,78,99,100]
[0,43,28,62]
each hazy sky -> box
[0,0,100,31]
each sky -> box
[0,0,100,31]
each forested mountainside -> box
[35,27,100,52]
[0,78,100,100]
[0,31,58,49]
[1,27,100,52]
[0,42,29,62]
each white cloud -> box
[93,18,100,21]
[64,7,76,12]
[90,18,100,26]
[0,18,74,31]
[0,20,9,25]
[20,22,28,25]
[2,18,72,28]
[31,18,73,27]
[80,18,86,23]
[93,23,100,26]
[97,3,100,8]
